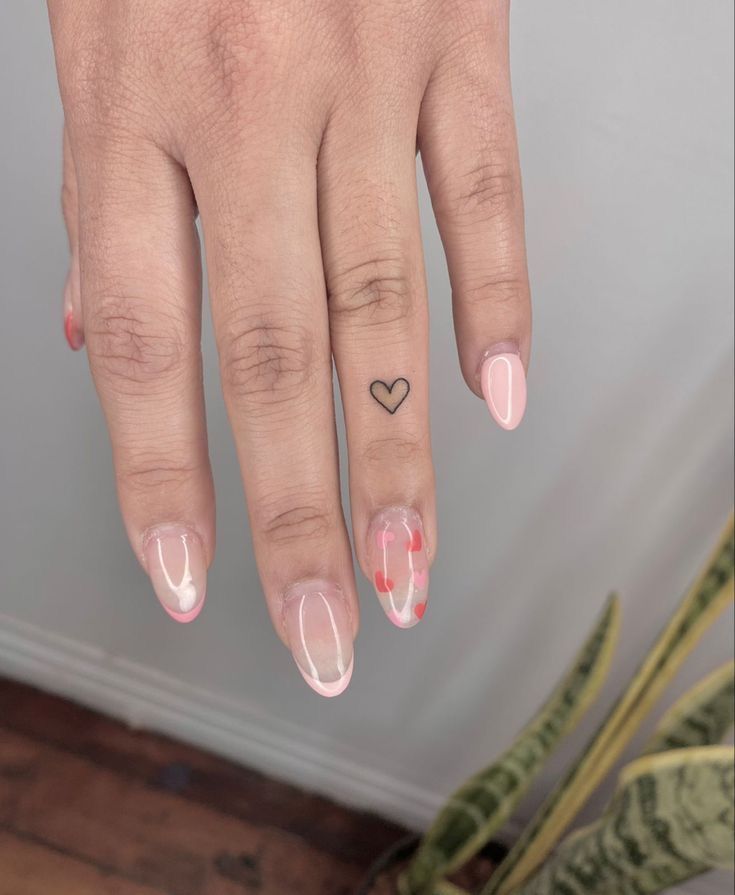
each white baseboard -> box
[0,613,442,830]
[0,614,728,895]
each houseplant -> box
[359,515,735,895]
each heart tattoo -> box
[369,378,410,414]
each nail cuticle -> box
[475,341,522,386]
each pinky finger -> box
[62,124,83,351]
[419,10,531,430]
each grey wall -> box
[1,3,733,892]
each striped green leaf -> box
[399,595,620,895]
[513,745,735,895]
[434,884,470,895]
[644,660,735,755]
[485,515,735,895]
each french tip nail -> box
[161,597,206,624]
[299,656,354,698]
[283,580,355,697]
[387,607,426,629]
[480,351,527,431]
[144,525,207,623]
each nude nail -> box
[282,581,354,697]
[368,507,429,629]
[480,351,527,430]
[144,525,207,623]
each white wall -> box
[0,3,733,893]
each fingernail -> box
[64,310,84,351]
[63,269,84,351]
[480,350,527,430]
[282,580,354,697]
[143,525,207,623]
[368,507,429,629]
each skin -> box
[49,0,532,694]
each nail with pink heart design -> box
[368,507,429,628]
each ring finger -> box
[319,91,435,629]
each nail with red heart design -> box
[374,570,394,593]
[367,507,429,629]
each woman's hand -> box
[50,0,531,696]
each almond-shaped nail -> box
[63,269,84,351]
[64,309,84,351]
[144,525,207,623]
[481,351,527,430]
[369,507,429,629]
[283,581,354,697]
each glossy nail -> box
[144,525,207,623]
[480,351,527,430]
[369,507,429,629]
[64,310,84,351]
[63,268,84,351]
[282,581,354,697]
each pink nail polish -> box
[480,351,527,430]
[144,525,207,623]
[64,310,84,351]
[282,581,354,697]
[368,508,429,629]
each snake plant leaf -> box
[399,595,620,895]
[643,660,735,755]
[513,745,735,895]
[484,515,735,895]
[434,884,470,895]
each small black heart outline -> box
[369,378,411,414]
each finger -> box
[74,134,215,622]
[188,143,357,697]
[62,124,83,350]
[319,93,435,629]
[419,4,531,430]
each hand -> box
[50,0,531,696]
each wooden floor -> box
[0,678,407,894]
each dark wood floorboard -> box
[0,678,407,894]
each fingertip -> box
[298,655,354,698]
[282,580,356,697]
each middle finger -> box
[189,140,358,698]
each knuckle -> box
[219,312,315,406]
[362,435,426,467]
[445,160,521,224]
[86,294,189,389]
[257,501,334,546]
[118,457,203,495]
[190,5,286,122]
[328,255,415,328]
[461,269,528,309]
